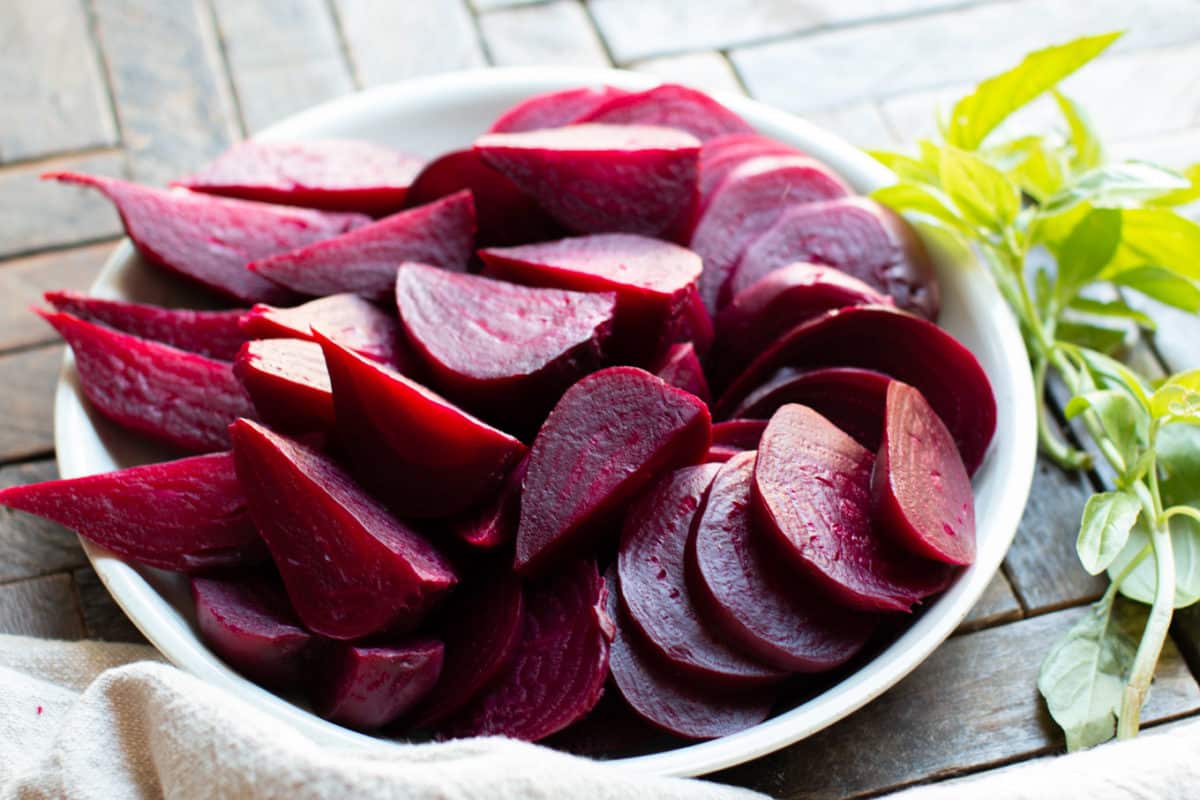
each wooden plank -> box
[957,571,1022,634]
[0,345,64,463]
[478,0,610,68]
[231,60,356,135]
[632,52,746,97]
[73,566,146,644]
[0,461,88,583]
[1173,604,1200,683]
[714,604,1200,799]
[0,574,84,639]
[800,102,899,149]
[0,242,113,353]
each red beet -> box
[234,339,333,432]
[192,572,311,689]
[488,86,629,133]
[691,452,877,669]
[752,405,953,612]
[442,559,612,742]
[230,419,457,639]
[577,84,754,142]
[654,342,711,404]
[618,465,784,687]
[873,382,976,565]
[242,293,405,368]
[731,197,940,319]
[395,262,615,432]
[174,139,423,215]
[515,367,712,575]
[41,309,257,452]
[44,291,248,362]
[710,419,767,452]
[45,172,366,304]
[475,124,700,237]
[698,133,803,201]
[0,452,264,572]
[317,333,527,519]
[716,306,996,474]
[311,640,444,730]
[448,456,527,551]
[248,191,476,301]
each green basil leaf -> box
[1045,162,1191,213]
[1149,164,1200,207]
[1109,266,1200,313]
[1053,90,1103,172]
[1057,319,1128,355]
[907,218,974,265]
[1106,208,1200,281]
[1063,388,1145,461]
[1071,348,1153,409]
[1031,201,1093,253]
[1067,297,1156,330]
[939,146,1021,231]
[1057,207,1122,298]
[1077,491,1141,574]
[1110,514,1200,608]
[868,150,940,186]
[872,183,967,230]
[1150,370,1200,420]
[1008,139,1070,202]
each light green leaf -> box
[908,218,973,265]
[1057,319,1128,355]
[1071,348,1153,410]
[1030,200,1092,253]
[872,183,966,230]
[1054,90,1103,172]
[1057,207,1122,298]
[1106,208,1200,281]
[1149,164,1200,207]
[1109,266,1200,313]
[868,150,940,186]
[1110,515,1200,608]
[939,146,1021,231]
[1045,162,1191,213]
[1078,492,1141,574]
[1067,297,1156,330]
[1063,388,1145,462]
[1151,370,1200,420]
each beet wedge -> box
[234,339,333,432]
[618,465,784,687]
[317,333,527,519]
[705,419,768,462]
[654,342,711,404]
[515,366,711,575]
[753,405,953,612]
[310,640,444,730]
[45,291,248,362]
[475,124,700,237]
[0,451,264,572]
[576,83,754,142]
[489,86,629,133]
[249,191,476,301]
[174,139,424,215]
[442,559,612,742]
[45,172,367,304]
[242,293,405,368]
[873,382,976,565]
[692,452,877,669]
[42,309,257,452]
[716,305,996,474]
[231,419,457,639]
[448,457,528,551]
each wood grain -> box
[0,574,84,639]
[0,346,65,463]
[0,242,113,353]
[478,0,610,67]
[333,0,486,86]
[958,571,1022,634]
[73,567,146,644]
[0,461,88,583]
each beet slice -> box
[44,291,248,362]
[231,419,457,639]
[731,197,940,319]
[716,306,996,474]
[442,559,612,742]
[515,367,711,575]
[576,84,754,142]
[192,572,311,689]
[234,339,333,432]
[873,382,976,565]
[654,342,711,404]
[617,465,784,687]
[711,419,767,450]
[248,191,476,301]
[689,155,852,313]
[310,640,444,730]
[488,86,629,133]
[752,405,953,612]
[41,309,257,452]
[698,133,803,201]
[474,124,700,237]
[174,139,423,215]
[242,293,405,368]
[395,262,614,432]
[45,172,367,304]
[317,333,527,519]
[0,451,264,572]
[691,452,877,669]
[448,456,528,551]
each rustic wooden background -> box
[2,1,1199,797]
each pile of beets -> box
[0,83,996,746]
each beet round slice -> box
[249,191,476,301]
[442,559,612,742]
[41,309,257,452]
[310,640,444,730]
[242,293,405,368]
[711,419,767,450]
[44,291,248,362]
[515,366,711,575]
[576,84,754,142]
[234,339,333,432]
[0,451,264,572]
[873,382,976,565]
[698,133,803,201]
[45,172,366,304]
[448,456,527,550]
[618,465,784,687]
[192,572,311,689]
[716,305,996,474]
[654,342,711,404]
[488,86,629,133]
[317,333,527,519]
[475,124,700,237]
[752,405,953,612]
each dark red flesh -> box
[654,342,711,404]
[448,456,528,551]
[711,419,767,450]
[576,84,754,142]
[242,293,405,368]
[311,640,444,730]
[488,86,629,133]
[698,133,803,201]
[234,339,333,433]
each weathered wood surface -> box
[0,574,84,639]
[0,153,125,259]
[0,461,87,583]
[73,567,146,644]
[0,346,64,463]
[0,243,112,352]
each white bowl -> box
[53,67,1037,778]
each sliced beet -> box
[515,367,711,575]
[691,452,877,669]
[234,339,333,432]
[44,291,248,362]
[698,133,803,200]
[654,342,711,404]
[242,293,405,368]
[716,306,996,474]
[192,572,311,689]
[248,191,476,301]
[41,309,257,452]
[711,419,767,450]
[0,451,264,572]
[442,559,611,742]
[448,456,528,551]
[873,382,976,565]
[317,333,527,519]
[752,405,953,612]
[689,155,852,313]
[45,172,367,304]
[730,197,940,319]
[488,86,629,133]
[395,262,614,432]
[475,124,700,237]
[310,640,444,730]
[576,84,754,142]
[231,419,457,639]
[617,465,784,687]
[658,284,715,358]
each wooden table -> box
[3,1,1200,797]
